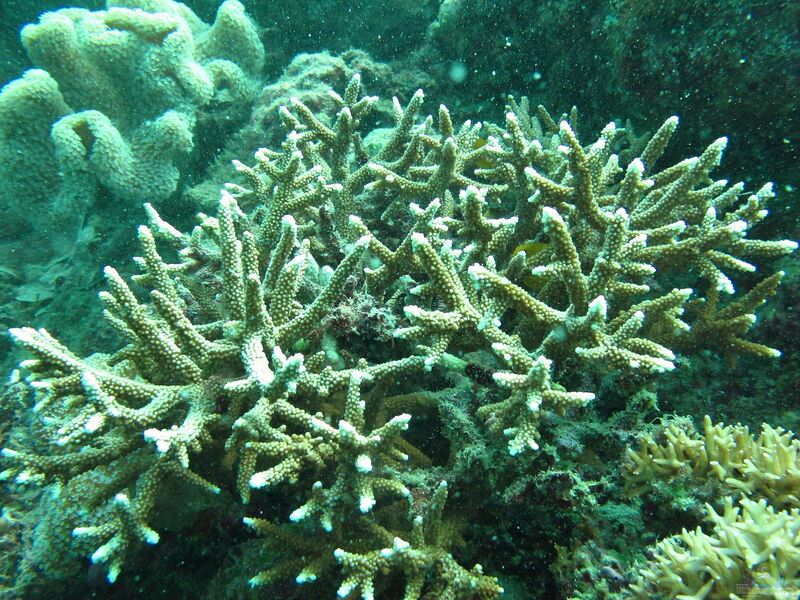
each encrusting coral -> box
[1,71,795,596]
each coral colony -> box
[1,1,797,598]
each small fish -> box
[512,240,549,258]
[512,240,551,291]
[472,137,498,169]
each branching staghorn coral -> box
[624,415,800,510]
[624,416,800,596]
[630,497,800,599]
[378,97,796,455]
[1,73,795,595]
[2,188,434,582]
[246,480,503,599]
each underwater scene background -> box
[0,0,798,598]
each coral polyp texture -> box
[18,0,262,204]
[624,415,800,597]
[0,0,263,226]
[625,415,800,510]
[0,0,266,370]
[631,496,800,599]
[2,73,796,597]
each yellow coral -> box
[632,497,800,599]
[625,415,800,509]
